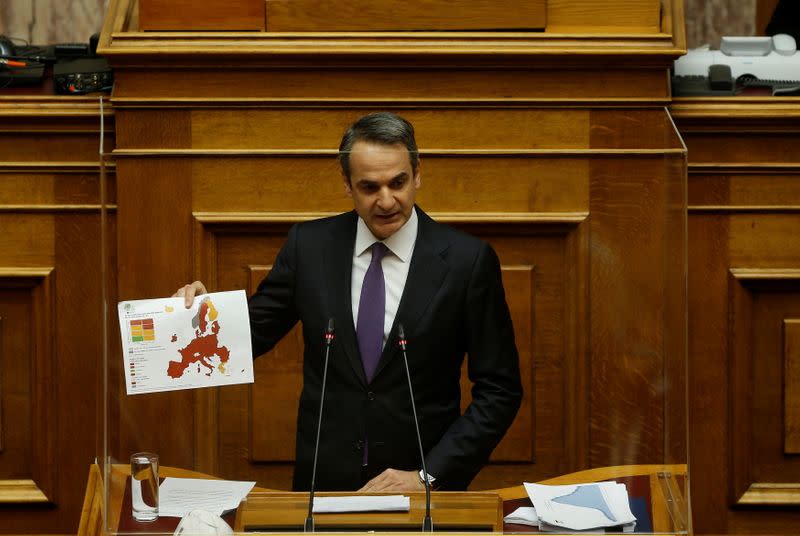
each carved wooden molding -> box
[0,315,2,452]
[194,212,589,225]
[0,205,117,213]
[672,98,800,119]
[0,268,57,503]
[0,97,113,118]
[784,319,800,454]
[114,148,685,157]
[0,480,49,503]
[689,206,800,214]
[731,269,800,280]
[738,483,800,505]
[729,269,800,506]
[0,162,112,172]
[100,0,686,62]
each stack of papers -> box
[158,477,256,517]
[313,495,410,513]
[504,482,636,532]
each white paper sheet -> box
[158,477,256,518]
[118,290,253,395]
[524,482,636,531]
[312,495,410,513]
[503,506,539,526]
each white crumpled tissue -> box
[173,509,233,535]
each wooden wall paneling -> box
[728,269,756,505]
[546,0,662,33]
[0,315,2,452]
[139,0,265,31]
[0,132,110,162]
[190,156,589,215]
[110,69,671,103]
[664,154,688,464]
[589,109,685,150]
[486,264,535,463]
[264,0,546,32]
[689,170,800,208]
[729,270,800,506]
[563,219,591,472]
[463,219,590,489]
[200,220,298,490]
[686,210,730,534]
[756,0,781,34]
[114,109,192,150]
[246,265,305,464]
[786,319,800,454]
[587,155,675,467]
[191,214,220,476]
[0,268,55,506]
[0,96,111,532]
[675,97,800,534]
[114,157,195,467]
[54,211,109,529]
[183,108,592,152]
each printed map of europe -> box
[167,297,231,379]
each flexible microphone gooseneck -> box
[398,324,433,532]
[305,318,335,533]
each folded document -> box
[313,495,410,513]
[507,481,636,532]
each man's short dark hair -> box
[338,112,419,181]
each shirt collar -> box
[354,206,418,262]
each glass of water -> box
[130,452,159,522]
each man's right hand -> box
[172,281,208,308]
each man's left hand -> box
[358,469,424,492]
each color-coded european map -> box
[118,290,253,395]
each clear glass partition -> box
[99,107,689,535]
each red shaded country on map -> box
[167,298,231,379]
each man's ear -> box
[343,174,353,197]
[413,161,421,189]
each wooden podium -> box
[235,491,501,532]
[79,464,688,535]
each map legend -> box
[130,318,155,342]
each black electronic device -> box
[0,36,15,57]
[54,42,90,56]
[54,57,112,94]
[708,64,734,91]
[0,63,45,88]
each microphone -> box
[305,318,335,533]
[398,324,433,532]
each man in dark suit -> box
[178,112,522,492]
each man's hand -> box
[358,469,424,492]
[172,281,208,308]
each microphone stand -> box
[398,324,433,532]
[304,318,335,532]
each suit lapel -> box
[373,209,449,380]
[323,212,368,386]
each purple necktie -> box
[357,242,388,383]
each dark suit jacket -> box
[249,207,522,491]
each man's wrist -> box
[418,469,437,489]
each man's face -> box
[344,140,421,240]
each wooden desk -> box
[79,464,688,535]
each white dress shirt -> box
[351,207,418,347]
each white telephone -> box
[674,33,800,84]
